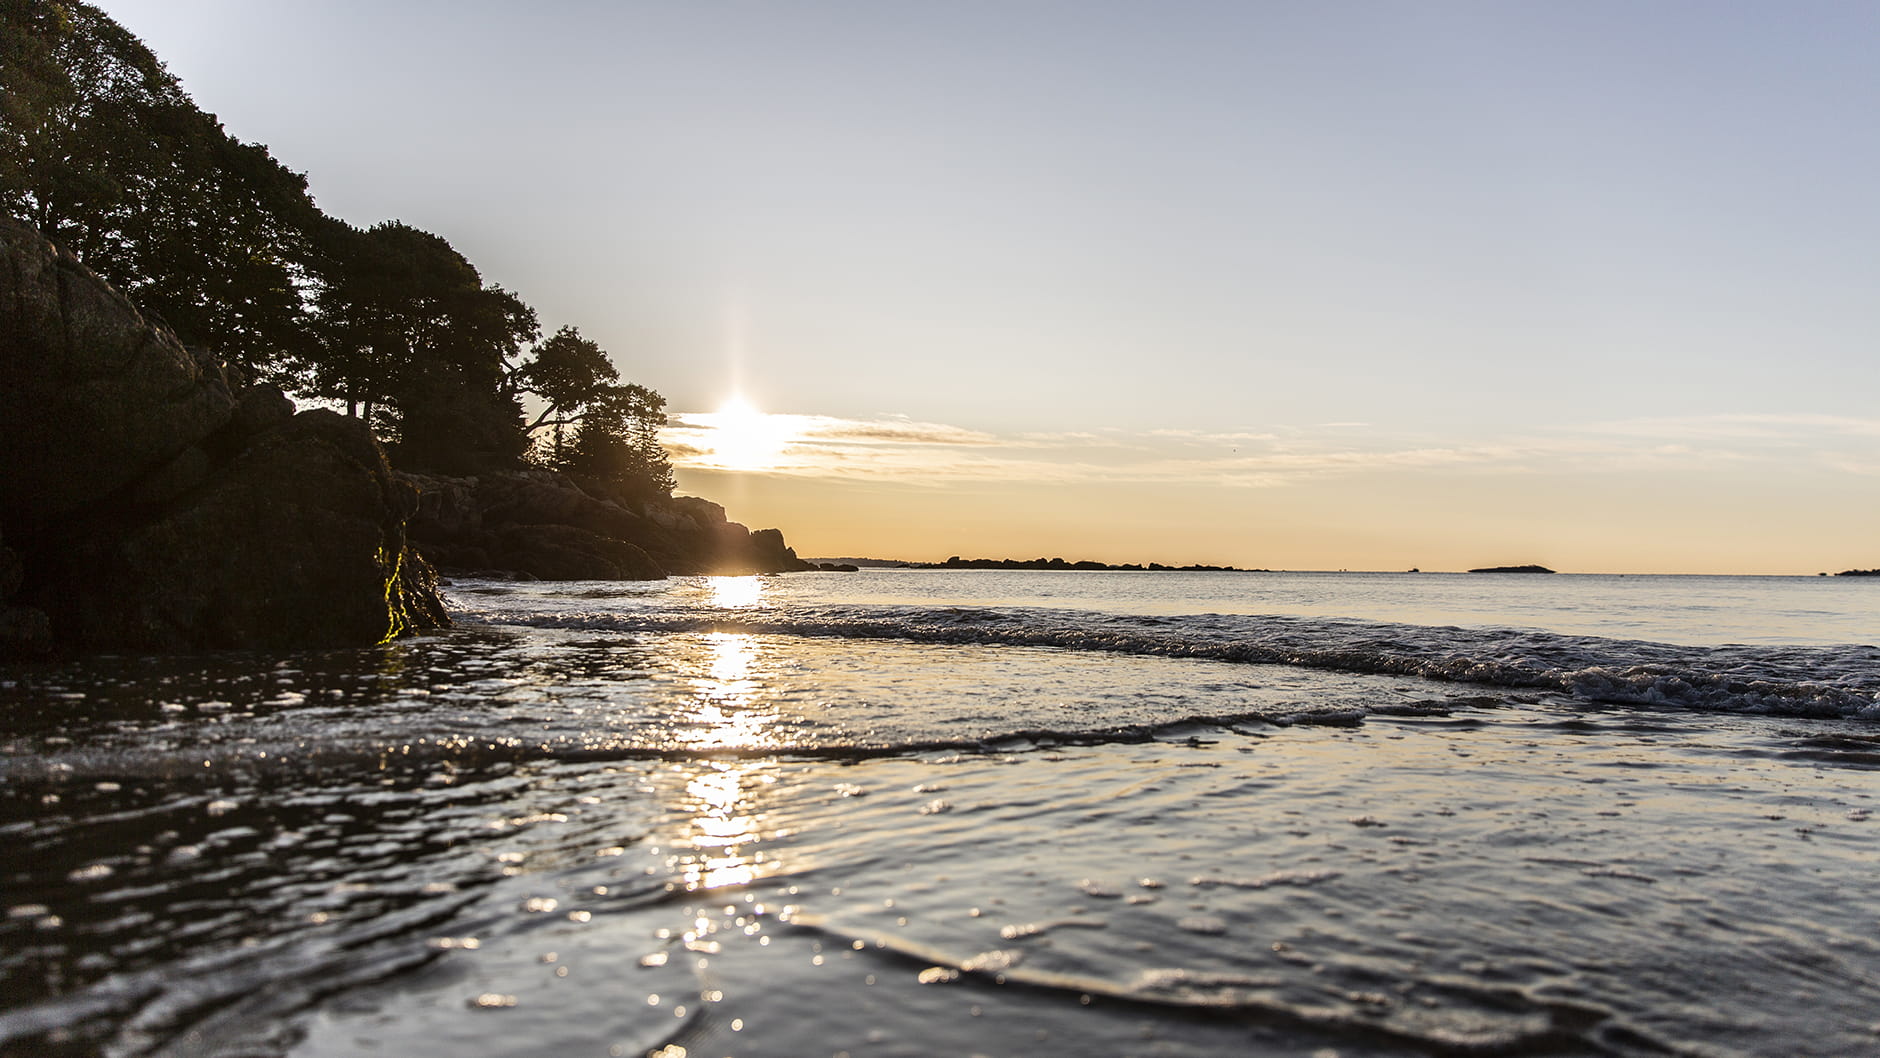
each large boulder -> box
[38,411,440,648]
[0,217,446,651]
[493,523,664,581]
[401,471,484,539]
[475,470,654,541]
[0,220,234,530]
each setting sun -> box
[704,397,796,471]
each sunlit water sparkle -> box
[1,570,1876,1057]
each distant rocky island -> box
[1833,568,1880,577]
[1467,564,1557,574]
[921,556,1262,572]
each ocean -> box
[2,570,1877,1057]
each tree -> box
[2,3,674,483]
[0,2,77,202]
[504,325,676,500]
[300,220,539,471]
[1,0,323,375]
[552,383,676,502]
[509,325,618,436]
[506,323,638,466]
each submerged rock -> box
[0,217,445,651]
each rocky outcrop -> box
[0,527,52,656]
[399,469,813,579]
[0,216,445,652]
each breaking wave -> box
[461,598,1880,721]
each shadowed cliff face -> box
[0,216,446,653]
[397,469,814,579]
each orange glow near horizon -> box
[670,461,1880,577]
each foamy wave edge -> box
[463,605,1880,722]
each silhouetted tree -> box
[553,383,675,502]
[300,220,538,471]
[3,2,678,483]
[1,0,322,375]
[508,324,618,440]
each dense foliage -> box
[0,0,674,495]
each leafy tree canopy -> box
[1,1,676,494]
[1,0,322,374]
[550,382,676,503]
[512,325,619,430]
[300,219,537,414]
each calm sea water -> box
[2,571,1876,1057]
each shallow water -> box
[2,571,1877,1056]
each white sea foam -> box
[456,584,1880,721]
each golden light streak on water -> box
[709,575,765,609]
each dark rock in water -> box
[401,471,483,540]
[1467,565,1557,574]
[398,469,814,579]
[1833,568,1880,577]
[35,410,441,649]
[0,217,445,650]
[479,470,655,542]
[493,523,664,581]
[0,603,52,657]
[0,533,21,600]
[0,528,51,657]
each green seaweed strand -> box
[378,544,408,645]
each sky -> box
[95,0,1880,573]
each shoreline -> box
[808,563,1879,579]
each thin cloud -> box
[1583,413,1880,441]
[667,412,1000,448]
[662,410,1878,487]
[805,420,1001,446]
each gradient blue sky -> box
[96,1,1880,571]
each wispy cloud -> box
[662,409,1879,486]
[667,413,1000,448]
[1583,413,1880,441]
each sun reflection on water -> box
[710,575,765,609]
[677,632,779,750]
[669,631,783,890]
[667,576,791,892]
[679,763,770,891]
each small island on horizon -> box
[921,556,1264,572]
[1468,564,1557,574]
